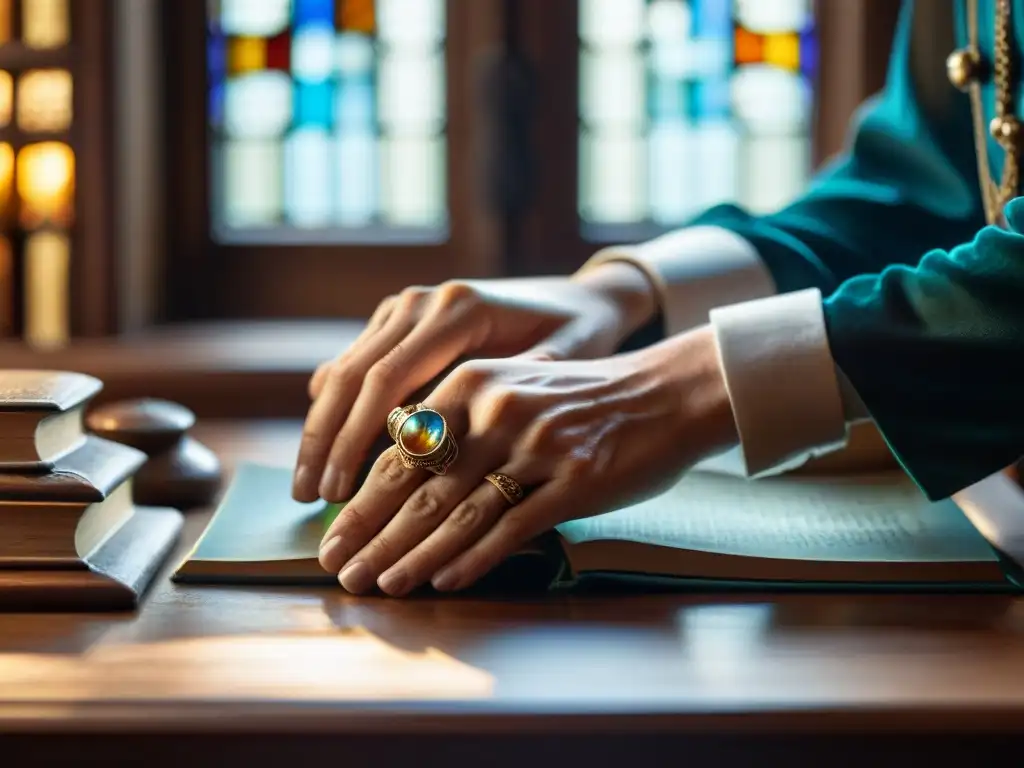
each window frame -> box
[159,0,901,321]
[0,0,117,338]
[161,0,505,322]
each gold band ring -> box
[485,472,525,505]
[387,404,459,475]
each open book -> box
[173,461,1024,592]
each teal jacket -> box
[690,0,1024,500]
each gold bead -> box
[947,47,982,90]
[990,115,1021,147]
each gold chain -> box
[967,0,1019,225]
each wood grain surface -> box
[1,420,1022,765]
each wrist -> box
[572,260,659,338]
[647,325,738,456]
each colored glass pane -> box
[228,37,267,74]
[579,0,815,230]
[209,0,448,240]
[266,32,291,70]
[339,0,375,33]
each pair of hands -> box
[293,263,737,595]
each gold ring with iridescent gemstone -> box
[387,404,459,475]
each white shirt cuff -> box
[582,226,776,336]
[709,289,850,476]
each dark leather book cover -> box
[0,370,102,413]
[0,435,145,502]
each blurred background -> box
[0,0,900,417]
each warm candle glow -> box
[0,71,11,127]
[23,229,69,348]
[17,140,74,228]
[17,68,72,132]
[0,0,11,44]
[0,141,13,221]
[21,0,69,49]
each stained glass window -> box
[0,0,74,346]
[208,0,448,243]
[578,0,815,238]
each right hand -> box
[293,262,658,503]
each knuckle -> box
[377,448,409,485]
[406,487,444,521]
[448,499,483,529]
[396,286,428,313]
[449,360,490,392]
[435,280,477,310]
[521,414,559,454]
[366,346,404,389]
[478,387,525,427]
[561,454,597,483]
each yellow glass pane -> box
[0,142,13,219]
[0,236,12,337]
[23,229,69,348]
[17,141,74,228]
[17,68,72,132]
[228,37,266,74]
[0,71,12,127]
[0,0,12,45]
[21,0,69,49]
[763,33,800,71]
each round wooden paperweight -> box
[86,398,223,510]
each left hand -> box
[318,326,738,595]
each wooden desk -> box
[2,421,1024,766]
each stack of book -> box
[0,370,182,611]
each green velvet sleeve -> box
[823,201,1024,500]
[682,1,1024,499]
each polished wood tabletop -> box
[2,420,1024,764]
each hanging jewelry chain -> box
[967,0,1019,225]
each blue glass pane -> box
[295,80,335,127]
[648,76,686,122]
[210,81,225,128]
[208,31,227,81]
[690,0,732,39]
[335,76,376,130]
[690,78,730,121]
[800,30,818,76]
[294,0,335,28]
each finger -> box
[317,312,478,501]
[377,468,537,597]
[318,445,428,573]
[430,478,568,592]
[292,311,415,501]
[333,436,506,595]
[309,297,398,400]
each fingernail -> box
[319,466,339,500]
[339,561,374,594]
[293,465,314,501]
[432,569,460,592]
[318,535,344,571]
[378,568,410,596]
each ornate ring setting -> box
[484,472,525,505]
[387,404,458,475]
